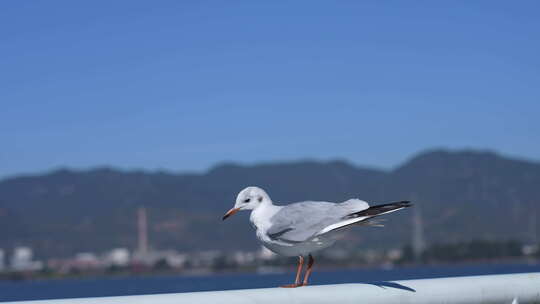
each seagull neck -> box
[250,200,279,227]
[253,199,274,212]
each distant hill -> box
[1,149,539,259]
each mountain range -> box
[1,149,539,259]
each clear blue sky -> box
[1,1,539,178]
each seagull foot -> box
[280,283,303,288]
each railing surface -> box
[3,272,540,304]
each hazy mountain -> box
[1,149,539,258]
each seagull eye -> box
[244,198,251,203]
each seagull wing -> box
[266,199,370,243]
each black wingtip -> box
[396,200,413,208]
[379,200,413,208]
[346,200,413,218]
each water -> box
[1,263,539,302]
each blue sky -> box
[1,1,539,178]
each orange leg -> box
[302,254,314,286]
[281,256,304,288]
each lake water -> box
[1,263,539,302]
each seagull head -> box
[222,186,271,220]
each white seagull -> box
[222,186,412,287]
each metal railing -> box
[4,272,540,304]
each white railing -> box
[3,272,540,304]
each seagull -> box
[222,186,412,288]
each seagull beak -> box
[222,207,240,221]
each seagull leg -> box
[302,254,314,286]
[281,256,304,288]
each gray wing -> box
[267,199,369,243]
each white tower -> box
[529,211,538,245]
[137,207,149,255]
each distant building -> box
[164,251,187,268]
[105,248,130,267]
[188,250,221,268]
[75,252,99,263]
[72,252,101,270]
[386,248,403,261]
[47,252,102,273]
[132,249,187,268]
[257,246,276,260]
[232,251,256,265]
[10,246,43,272]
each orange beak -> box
[222,207,240,221]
